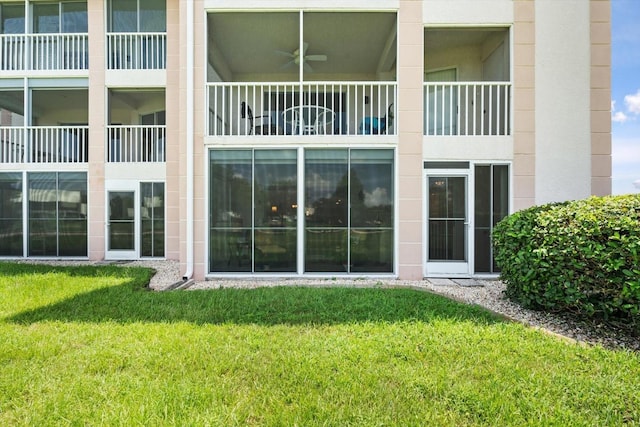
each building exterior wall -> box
[87,0,106,261]
[590,0,612,196]
[0,0,612,281]
[398,0,424,280]
[512,0,536,211]
[535,0,592,204]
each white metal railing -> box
[107,33,166,70]
[0,35,26,71]
[107,125,166,163]
[0,127,25,163]
[30,33,88,70]
[424,82,511,136]
[28,126,88,163]
[207,81,397,137]
[0,34,88,71]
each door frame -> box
[105,181,139,260]
[423,164,473,277]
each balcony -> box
[0,33,88,71]
[207,82,396,137]
[424,27,511,138]
[424,82,511,136]
[0,126,88,164]
[107,32,166,70]
[107,125,166,163]
[107,89,165,163]
[207,11,397,139]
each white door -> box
[425,173,471,276]
[105,185,138,260]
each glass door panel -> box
[107,190,136,258]
[426,174,470,276]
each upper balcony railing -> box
[107,125,166,163]
[0,34,88,71]
[107,33,166,70]
[207,82,397,137]
[424,82,511,137]
[0,126,88,164]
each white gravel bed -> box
[6,259,638,352]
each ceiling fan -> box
[276,42,327,72]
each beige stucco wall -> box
[179,0,207,280]
[166,0,181,263]
[512,0,535,211]
[535,0,592,204]
[87,0,105,260]
[590,0,612,196]
[397,0,424,280]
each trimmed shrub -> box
[493,194,640,329]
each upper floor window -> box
[108,0,166,33]
[0,1,87,34]
[33,1,87,34]
[0,3,25,34]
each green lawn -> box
[1,262,639,426]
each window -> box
[209,150,297,273]
[32,2,88,33]
[474,164,509,273]
[0,172,23,256]
[209,148,394,274]
[0,4,25,34]
[28,172,87,256]
[108,0,166,32]
[140,182,164,257]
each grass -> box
[0,262,639,426]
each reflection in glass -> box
[33,4,59,33]
[109,191,135,251]
[141,182,164,257]
[305,150,348,272]
[210,150,298,273]
[350,150,393,272]
[58,173,87,256]
[210,150,253,272]
[28,173,58,256]
[305,149,394,273]
[0,173,23,256]
[254,150,297,272]
[62,2,88,33]
[28,172,87,256]
[0,4,25,34]
[474,165,509,273]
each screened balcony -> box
[0,1,88,72]
[106,0,166,70]
[107,89,166,163]
[207,11,397,138]
[424,28,512,137]
[0,88,88,164]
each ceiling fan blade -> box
[305,55,327,62]
[275,50,295,58]
[303,62,313,72]
[302,42,309,55]
[280,59,296,70]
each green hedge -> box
[493,194,640,329]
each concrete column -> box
[87,1,106,260]
[397,0,424,280]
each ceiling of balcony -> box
[424,28,507,51]
[207,12,397,81]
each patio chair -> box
[240,102,279,135]
[314,107,335,135]
[359,103,394,135]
